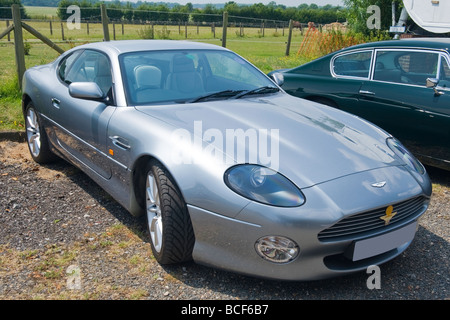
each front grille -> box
[318,196,427,242]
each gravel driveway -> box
[0,140,448,302]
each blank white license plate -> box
[351,222,417,261]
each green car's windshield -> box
[119,49,277,105]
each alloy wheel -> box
[26,108,41,158]
[146,172,163,253]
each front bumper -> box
[188,165,431,281]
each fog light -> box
[255,236,299,263]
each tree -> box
[344,0,401,34]
[170,3,191,23]
[123,1,134,22]
[57,0,100,22]
[107,0,125,22]
[0,0,29,19]
[191,3,219,23]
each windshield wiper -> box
[188,90,245,103]
[233,86,280,99]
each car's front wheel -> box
[24,103,56,164]
[144,160,195,264]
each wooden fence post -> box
[101,4,110,41]
[11,4,26,89]
[0,20,14,40]
[285,19,293,56]
[60,22,64,41]
[221,11,228,48]
[6,20,10,41]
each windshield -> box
[119,49,277,105]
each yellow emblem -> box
[380,205,397,225]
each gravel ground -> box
[0,140,449,302]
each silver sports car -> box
[22,40,432,280]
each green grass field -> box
[0,16,309,131]
[24,6,59,19]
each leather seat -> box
[135,65,162,90]
[166,54,204,94]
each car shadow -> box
[426,165,450,188]
[39,157,149,240]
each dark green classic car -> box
[270,38,450,171]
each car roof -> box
[71,40,228,55]
[345,38,450,52]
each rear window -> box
[332,51,372,79]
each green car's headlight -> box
[224,164,305,207]
[387,137,425,175]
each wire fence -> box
[0,18,308,47]
[1,4,312,88]
[0,6,311,27]
[0,5,316,43]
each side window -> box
[58,51,82,83]
[439,55,450,88]
[374,50,439,86]
[64,50,113,95]
[332,51,372,78]
[205,52,262,87]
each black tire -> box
[24,103,57,164]
[144,160,195,264]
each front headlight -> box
[224,164,305,207]
[387,137,425,175]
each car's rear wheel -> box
[24,103,56,164]
[144,160,195,264]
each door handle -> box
[51,98,60,109]
[359,90,375,96]
[109,136,131,150]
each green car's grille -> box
[318,196,427,242]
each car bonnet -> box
[135,93,403,189]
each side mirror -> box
[69,82,106,101]
[426,78,444,96]
[426,77,439,88]
[270,72,284,87]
